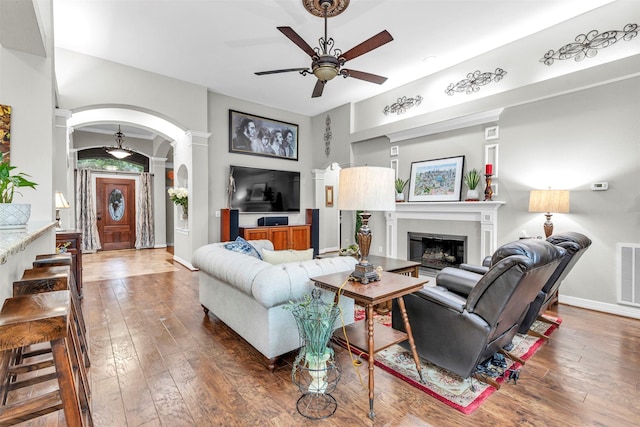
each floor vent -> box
[618,243,640,307]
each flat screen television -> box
[230,165,300,213]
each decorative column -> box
[151,156,168,248]
[54,109,73,229]
[187,130,211,259]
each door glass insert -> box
[109,189,125,221]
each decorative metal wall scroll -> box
[445,68,507,96]
[383,95,423,115]
[541,23,638,66]
[324,115,332,157]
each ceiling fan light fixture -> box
[313,54,340,81]
[256,0,389,97]
[313,64,339,81]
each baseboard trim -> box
[559,295,640,320]
[320,246,340,254]
[173,255,198,271]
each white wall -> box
[0,2,55,224]
[55,48,207,132]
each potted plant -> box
[395,178,408,202]
[0,157,38,229]
[463,168,481,201]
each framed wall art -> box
[229,110,298,160]
[0,105,11,163]
[325,185,334,207]
[408,155,465,202]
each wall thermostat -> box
[591,182,608,191]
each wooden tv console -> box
[220,208,318,252]
[239,225,310,250]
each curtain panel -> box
[135,172,155,249]
[75,169,102,252]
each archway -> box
[63,106,190,255]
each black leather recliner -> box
[517,232,591,333]
[391,239,566,380]
[447,233,592,335]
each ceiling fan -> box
[255,0,393,98]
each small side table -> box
[316,253,421,314]
[311,271,428,420]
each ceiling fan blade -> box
[342,69,388,85]
[255,68,309,76]
[277,26,317,57]
[312,80,326,98]
[340,30,394,62]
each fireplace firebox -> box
[408,232,467,273]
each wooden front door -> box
[96,178,136,251]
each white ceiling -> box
[53,0,615,119]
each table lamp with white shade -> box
[338,166,396,284]
[528,189,570,238]
[55,192,70,230]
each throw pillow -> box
[223,236,263,259]
[261,248,314,265]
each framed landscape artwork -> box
[408,155,465,202]
[229,110,298,161]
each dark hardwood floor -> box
[16,248,640,426]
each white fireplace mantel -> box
[385,201,506,261]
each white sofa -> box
[192,240,357,370]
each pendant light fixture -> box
[107,125,132,159]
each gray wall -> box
[350,76,640,316]
[206,92,315,243]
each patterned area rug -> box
[349,307,561,414]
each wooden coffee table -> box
[311,271,429,420]
[366,255,420,278]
